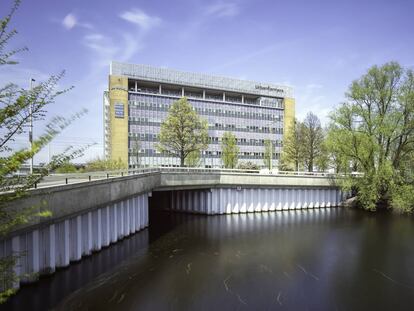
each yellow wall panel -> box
[108,75,129,166]
[283,97,295,140]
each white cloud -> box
[62,14,77,30]
[83,33,137,69]
[82,9,160,69]
[119,9,161,31]
[205,2,239,17]
[61,13,92,30]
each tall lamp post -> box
[29,78,35,174]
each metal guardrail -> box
[30,167,342,189]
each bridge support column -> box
[56,220,70,267]
[70,216,82,261]
[102,206,110,247]
[40,224,55,274]
[92,209,102,251]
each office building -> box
[104,61,295,168]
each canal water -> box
[4,207,414,310]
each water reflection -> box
[5,208,414,310]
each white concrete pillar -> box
[247,189,254,213]
[20,230,40,282]
[136,196,141,230]
[125,200,131,236]
[119,202,125,238]
[211,189,218,214]
[11,236,21,288]
[309,189,314,209]
[255,189,262,212]
[276,189,282,210]
[195,191,200,213]
[55,220,70,267]
[92,209,102,251]
[240,189,246,213]
[263,189,269,212]
[144,193,149,227]
[110,204,118,243]
[39,224,55,274]
[303,189,308,209]
[232,189,239,213]
[269,189,275,211]
[220,189,227,214]
[131,198,136,233]
[135,195,142,231]
[187,191,192,212]
[181,87,184,97]
[139,195,145,229]
[137,196,142,228]
[102,206,110,247]
[207,190,213,214]
[296,189,302,209]
[70,216,82,261]
[320,189,326,208]
[198,191,204,213]
[316,189,321,208]
[283,189,289,210]
[81,213,92,256]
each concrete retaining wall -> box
[0,193,149,290]
[169,187,342,214]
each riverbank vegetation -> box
[283,63,414,212]
[327,62,414,212]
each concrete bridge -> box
[0,168,344,290]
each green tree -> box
[237,161,259,170]
[157,97,208,167]
[55,160,78,173]
[185,150,201,167]
[302,112,324,172]
[325,125,351,173]
[263,139,273,169]
[315,138,330,172]
[130,135,141,168]
[0,0,87,302]
[328,62,414,211]
[83,157,126,172]
[280,119,305,171]
[221,132,239,168]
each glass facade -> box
[105,62,294,168]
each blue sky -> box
[1,0,414,163]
